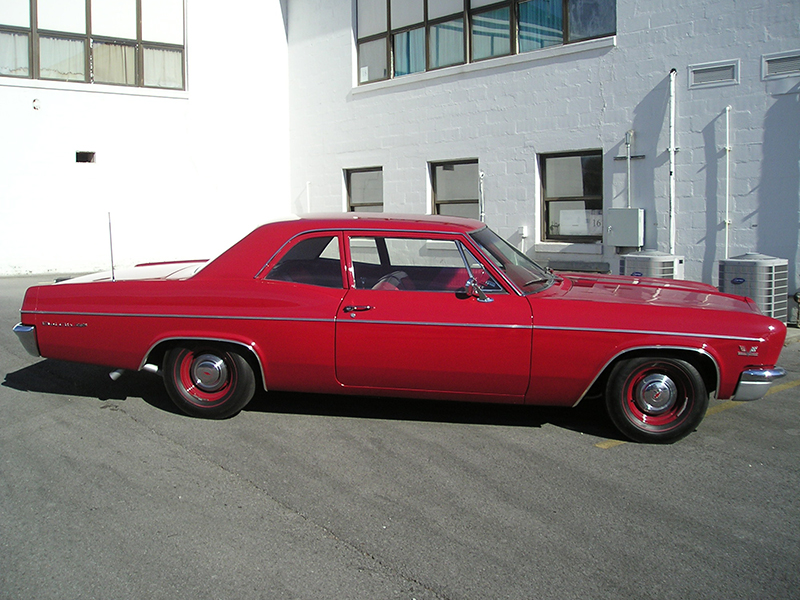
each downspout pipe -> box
[724,105,732,260]
[479,171,486,222]
[668,68,677,255]
[625,130,633,208]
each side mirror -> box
[465,277,493,303]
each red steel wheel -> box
[606,357,709,443]
[163,344,256,419]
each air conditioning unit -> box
[719,253,788,321]
[619,250,685,279]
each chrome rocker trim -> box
[733,367,786,401]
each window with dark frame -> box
[349,235,501,292]
[265,235,344,289]
[431,160,480,219]
[346,168,384,212]
[540,150,603,242]
[356,0,615,84]
[0,0,185,90]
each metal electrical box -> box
[605,208,644,247]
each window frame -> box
[470,4,513,63]
[355,0,616,85]
[430,159,481,220]
[540,149,603,243]
[346,167,384,212]
[263,233,346,289]
[0,0,185,90]
[346,232,504,293]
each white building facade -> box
[287,0,800,291]
[2,0,799,299]
[0,0,290,274]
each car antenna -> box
[108,212,116,282]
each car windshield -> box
[469,227,554,293]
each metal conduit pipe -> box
[668,68,678,255]
[725,105,732,260]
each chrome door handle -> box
[344,305,373,313]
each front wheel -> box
[606,357,708,443]
[163,344,256,419]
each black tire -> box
[605,357,709,443]
[163,344,256,419]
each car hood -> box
[557,272,760,313]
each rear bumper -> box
[733,367,786,401]
[13,323,40,357]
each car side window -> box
[350,236,500,292]
[265,236,343,288]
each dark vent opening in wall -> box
[76,151,96,163]
[692,65,736,86]
[766,55,800,77]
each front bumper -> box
[13,323,40,357]
[733,367,787,401]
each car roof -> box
[291,213,485,234]
[196,213,486,280]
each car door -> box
[257,232,348,393]
[335,233,532,400]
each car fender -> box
[570,344,722,407]
[140,334,269,391]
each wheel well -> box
[143,338,266,391]
[587,348,719,399]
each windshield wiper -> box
[523,276,549,287]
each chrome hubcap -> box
[635,374,678,414]
[191,354,228,392]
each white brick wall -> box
[0,1,291,275]
[287,0,800,289]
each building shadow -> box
[758,89,800,290]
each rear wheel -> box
[606,357,708,443]
[163,344,256,419]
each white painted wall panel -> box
[0,0,290,275]
[287,0,800,288]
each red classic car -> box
[14,214,786,443]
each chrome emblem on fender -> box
[42,321,88,328]
[738,345,759,357]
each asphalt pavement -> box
[2,275,800,600]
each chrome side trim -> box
[25,310,333,324]
[733,367,786,401]
[534,324,765,344]
[24,310,530,330]
[340,319,530,330]
[24,310,765,340]
[13,323,40,357]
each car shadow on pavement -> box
[3,359,180,415]
[246,389,622,440]
[3,358,624,441]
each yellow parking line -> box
[595,439,627,449]
[595,378,800,449]
[706,400,742,416]
[765,378,800,396]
